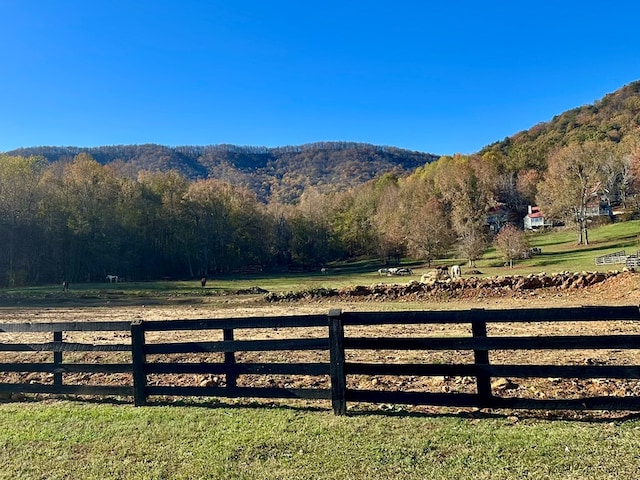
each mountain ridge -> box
[5,141,439,203]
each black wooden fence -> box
[2,306,640,415]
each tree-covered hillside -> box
[481,80,640,171]
[5,142,438,203]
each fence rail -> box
[595,250,640,268]
[1,306,640,414]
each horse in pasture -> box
[396,268,413,276]
[450,265,461,279]
[106,274,119,283]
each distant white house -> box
[524,206,552,230]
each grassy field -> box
[478,219,640,276]
[1,402,639,480]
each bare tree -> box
[405,195,454,267]
[494,224,529,268]
[536,141,609,245]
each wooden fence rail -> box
[1,306,640,414]
[595,250,640,268]
[595,250,628,265]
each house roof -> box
[526,206,544,219]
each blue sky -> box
[1,1,640,156]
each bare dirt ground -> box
[2,272,640,419]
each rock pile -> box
[264,270,633,302]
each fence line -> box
[595,250,640,268]
[1,306,640,414]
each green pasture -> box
[0,220,638,304]
[1,402,639,480]
[475,219,640,276]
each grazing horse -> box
[450,265,461,279]
[201,277,207,288]
[106,274,118,283]
[62,280,69,292]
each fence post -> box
[131,320,147,406]
[223,329,237,389]
[328,309,347,415]
[471,315,492,407]
[53,331,63,386]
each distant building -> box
[485,203,509,233]
[585,199,613,218]
[524,206,552,230]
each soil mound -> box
[265,270,639,303]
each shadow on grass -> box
[144,398,640,423]
[12,393,638,424]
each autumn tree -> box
[56,153,124,280]
[39,154,121,282]
[329,187,377,258]
[371,180,406,264]
[288,187,335,268]
[536,141,610,245]
[433,155,493,266]
[402,179,454,266]
[266,203,295,266]
[136,170,191,278]
[516,169,541,209]
[494,224,529,268]
[0,154,45,285]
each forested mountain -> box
[5,142,438,203]
[481,80,640,171]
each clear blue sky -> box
[2,1,640,156]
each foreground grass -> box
[1,402,639,479]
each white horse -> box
[106,274,119,283]
[450,265,461,279]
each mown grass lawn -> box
[1,402,639,479]
[470,219,640,277]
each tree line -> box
[1,137,640,286]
